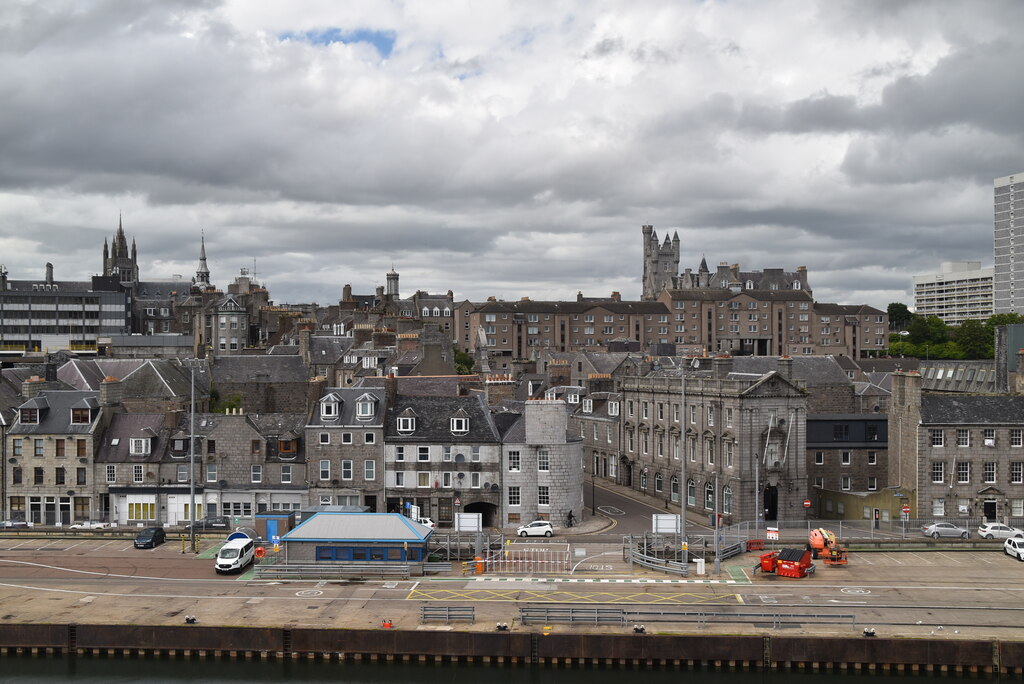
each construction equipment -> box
[808,528,848,566]
[756,548,815,578]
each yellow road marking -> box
[406,588,740,604]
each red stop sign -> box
[902,505,910,514]
[803,499,812,508]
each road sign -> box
[803,499,811,508]
[766,527,779,540]
[454,496,461,506]
[901,505,911,514]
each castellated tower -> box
[641,224,680,300]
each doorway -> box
[984,499,997,521]
[763,486,778,521]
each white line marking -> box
[0,558,215,582]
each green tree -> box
[953,319,991,359]
[454,347,475,375]
[983,313,1024,339]
[887,302,913,331]
[906,315,949,345]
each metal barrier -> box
[253,563,411,580]
[420,605,475,624]
[519,606,627,626]
[422,561,453,574]
[519,606,856,630]
[626,549,690,576]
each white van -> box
[215,536,256,574]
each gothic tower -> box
[641,225,680,300]
[192,233,211,290]
[102,214,140,284]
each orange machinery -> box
[808,528,848,566]
[757,548,815,578]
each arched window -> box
[421,307,429,316]
[670,475,679,503]
[655,473,663,492]
[687,479,696,506]
[432,307,440,316]
[745,280,753,289]
[793,280,801,289]
[640,471,648,490]
[443,307,451,317]
[723,486,733,514]
[704,482,715,510]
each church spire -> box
[195,232,211,286]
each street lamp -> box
[679,357,699,565]
[183,358,205,554]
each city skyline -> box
[1,1,1021,309]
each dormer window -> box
[71,408,90,424]
[432,307,440,316]
[320,395,340,419]
[20,408,38,424]
[745,280,753,289]
[582,399,593,414]
[422,307,430,316]
[129,438,151,455]
[279,439,297,454]
[450,417,469,435]
[608,401,620,417]
[567,393,580,404]
[355,394,377,420]
[398,417,416,433]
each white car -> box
[68,521,111,530]
[1004,537,1024,561]
[517,521,553,538]
[416,517,436,529]
[978,522,1024,539]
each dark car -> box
[134,527,166,548]
[183,516,229,533]
[0,520,30,531]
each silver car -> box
[921,521,970,539]
[978,522,1024,539]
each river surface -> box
[0,656,990,683]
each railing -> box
[420,606,475,624]
[253,562,411,580]
[519,606,856,630]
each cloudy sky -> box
[1,0,1020,310]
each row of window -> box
[391,470,484,488]
[394,446,482,461]
[812,475,879,491]
[318,432,375,446]
[11,438,88,457]
[625,431,737,467]
[931,461,1024,484]
[930,428,1019,447]
[11,466,88,486]
[506,451,549,472]
[930,498,1024,517]
[814,451,880,466]
[396,416,469,435]
[18,408,92,425]
[626,401,738,428]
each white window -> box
[418,446,430,461]
[319,432,330,445]
[957,429,970,447]
[133,464,144,483]
[841,475,851,491]
[395,471,405,487]
[364,460,375,480]
[443,446,452,461]
[538,450,550,472]
[450,417,469,434]
[1012,462,1023,484]
[957,461,970,483]
[704,482,714,510]
[342,460,353,480]
[706,406,714,426]
[106,464,116,483]
[931,462,945,483]
[471,472,481,488]
[206,463,218,483]
[319,460,330,480]
[129,438,151,455]
[251,465,262,483]
[726,408,733,427]
[538,485,550,506]
[398,417,416,433]
[417,472,430,488]
[356,400,374,419]
[815,451,824,465]
[930,430,944,447]
[508,486,521,506]
[931,498,945,517]
[582,399,593,413]
[841,452,852,466]
[608,402,619,417]
[364,432,375,444]
[471,446,481,462]
[984,462,996,483]
[341,432,353,444]
[442,471,452,488]
[1013,429,1023,447]
[508,451,521,472]
[281,465,292,484]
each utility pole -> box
[188,360,199,553]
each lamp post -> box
[679,357,699,565]
[714,471,721,574]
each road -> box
[584,478,714,539]
[1,534,1022,638]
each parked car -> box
[183,516,230,533]
[1004,537,1024,561]
[517,520,554,538]
[921,521,970,539]
[416,517,436,529]
[134,527,166,548]
[978,522,1024,539]
[68,521,111,530]
[0,520,29,530]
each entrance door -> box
[984,500,997,521]
[266,519,278,542]
[438,497,453,524]
[763,486,778,521]
[364,495,377,513]
[44,497,57,525]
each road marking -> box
[597,506,625,516]
[934,552,962,565]
[841,587,871,595]
[407,588,741,605]
[0,558,216,582]
[295,590,323,597]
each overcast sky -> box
[1,0,1020,311]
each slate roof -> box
[358,375,481,397]
[58,359,202,399]
[309,336,354,364]
[282,512,432,542]
[730,356,850,387]
[308,387,386,427]
[385,393,499,443]
[95,413,168,463]
[7,390,101,435]
[211,356,310,383]
[248,412,309,437]
[920,394,1024,425]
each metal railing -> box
[420,606,475,624]
[253,562,411,580]
[519,606,856,630]
[520,606,627,626]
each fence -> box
[420,606,475,624]
[253,562,411,580]
[518,606,857,630]
[484,544,570,574]
[719,518,1024,543]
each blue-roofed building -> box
[279,512,433,569]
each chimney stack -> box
[99,376,122,407]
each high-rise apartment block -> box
[913,261,994,325]
[994,172,1024,314]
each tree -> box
[454,347,475,375]
[983,313,1024,339]
[907,315,949,345]
[953,319,990,359]
[887,302,913,331]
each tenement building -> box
[994,171,1024,315]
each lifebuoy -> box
[254,546,266,559]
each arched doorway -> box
[463,501,498,528]
[763,485,778,521]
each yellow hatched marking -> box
[407,589,740,605]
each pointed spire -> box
[699,256,709,273]
[195,231,210,286]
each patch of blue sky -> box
[279,28,396,58]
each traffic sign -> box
[454,496,461,506]
[803,499,811,508]
[901,505,911,514]
[766,527,779,540]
